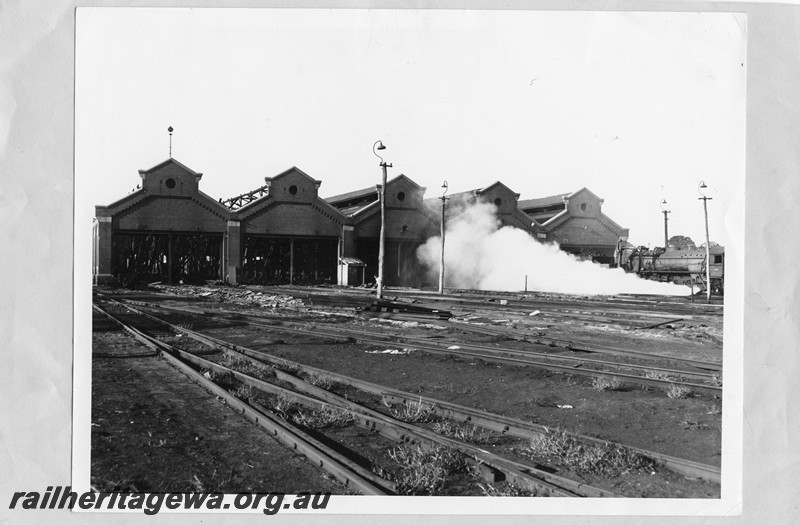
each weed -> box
[219,353,275,381]
[707,403,722,416]
[679,419,709,431]
[146,438,168,448]
[644,370,673,382]
[527,429,655,477]
[189,475,206,493]
[666,383,692,399]
[203,368,233,383]
[591,375,624,391]
[476,480,537,497]
[229,383,255,400]
[292,408,356,429]
[708,372,723,388]
[384,444,468,495]
[432,420,490,445]
[264,393,294,417]
[304,373,334,390]
[388,399,437,423]
[277,363,301,375]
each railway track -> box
[93,298,617,497]
[93,293,721,488]
[109,295,722,393]
[93,302,393,495]
[266,285,723,325]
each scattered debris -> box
[150,284,304,308]
[366,349,414,355]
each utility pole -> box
[698,182,713,302]
[373,140,391,299]
[439,181,448,294]
[660,199,670,249]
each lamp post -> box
[660,199,670,249]
[167,126,174,158]
[698,181,712,302]
[373,140,392,299]
[439,181,449,294]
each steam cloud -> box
[416,202,689,296]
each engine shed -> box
[93,159,230,286]
[94,159,632,287]
[325,174,440,288]
[518,188,630,265]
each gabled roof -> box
[566,187,604,205]
[221,166,324,211]
[434,181,521,204]
[324,174,425,217]
[476,181,521,199]
[137,157,202,177]
[264,165,322,187]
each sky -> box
[75,8,746,248]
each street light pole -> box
[660,199,670,249]
[373,140,391,299]
[439,181,448,294]
[698,181,713,302]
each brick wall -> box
[115,196,228,233]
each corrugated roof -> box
[517,193,569,211]
[324,186,377,205]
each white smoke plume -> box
[416,202,689,296]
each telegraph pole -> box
[698,182,713,302]
[439,181,448,294]
[373,140,391,299]
[660,199,670,249]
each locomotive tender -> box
[619,244,724,295]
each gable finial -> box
[167,126,174,158]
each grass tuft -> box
[219,353,275,381]
[388,399,438,423]
[229,383,255,400]
[666,383,692,399]
[591,375,624,391]
[431,420,490,445]
[476,481,538,497]
[303,373,334,390]
[679,419,709,431]
[382,444,468,495]
[291,407,356,429]
[264,393,294,417]
[644,370,674,382]
[528,429,655,477]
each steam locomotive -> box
[618,244,724,295]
